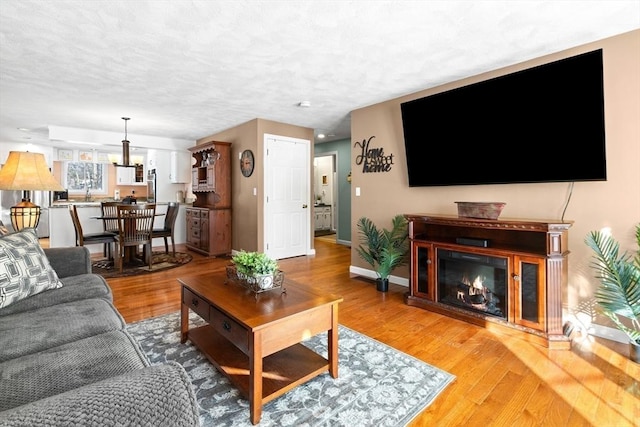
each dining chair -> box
[68,204,118,259]
[152,202,179,255]
[100,201,120,258]
[114,203,156,273]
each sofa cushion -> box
[0,298,126,362]
[0,228,63,309]
[0,362,200,427]
[0,273,112,317]
[0,330,150,411]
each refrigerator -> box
[0,190,52,237]
[147,169,156,202]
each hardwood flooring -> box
[100,239,639,426]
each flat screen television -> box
[400,49,606,187]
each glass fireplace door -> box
[513,255,546,331]
[437,249,508,319]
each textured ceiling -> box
[0,0,639,152]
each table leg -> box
[180,303,189,344]
[249,330,263,425]
[328,303,339,378]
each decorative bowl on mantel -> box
[455,202,506,220]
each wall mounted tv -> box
[401,49,606,187]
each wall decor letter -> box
[354,136,394,174]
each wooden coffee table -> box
[179,273,343,424]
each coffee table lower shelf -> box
[188,324,330,403]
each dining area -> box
[50,201,180,273]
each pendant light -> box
[114,117,133,167]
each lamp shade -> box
[0,151,64,191]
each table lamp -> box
[0,151,64,231]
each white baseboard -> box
[562,313,629,344]
[349,265,409,287]
[587,323,629,344]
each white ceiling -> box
[1,0,639,152]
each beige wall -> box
[350,30,640,324]
[197,118,314,253]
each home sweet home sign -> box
[354,136,394,173]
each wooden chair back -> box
[68,204,84,246]
[101,201,120,233]
[163,202,180,232]
[116,203,156,247]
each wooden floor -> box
[99,239,639,427]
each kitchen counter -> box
[50,201,193,208]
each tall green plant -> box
[356,215,409,279]
[585,224,640,344]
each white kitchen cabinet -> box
[170,151,191,183]
[116,164,145,185]
[314,205,331,231]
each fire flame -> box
[461,274,486,295]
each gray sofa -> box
[0,229,200,426]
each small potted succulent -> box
[231,251,279,289]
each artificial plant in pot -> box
[231,251,279,289]
[585,224,640,362]
[356,215,409,292]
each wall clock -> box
[240,149,255,177]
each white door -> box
[264,134,310,260]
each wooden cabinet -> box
[404,214,572,349]
[186,141,232,256]
[188,142,231,207]
[185,207,231,256]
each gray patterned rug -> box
[127,311,455,426]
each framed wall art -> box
[58,149,73,161]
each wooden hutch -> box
[186,141,231,256]
[404,213,573,349]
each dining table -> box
[90,210,165,266]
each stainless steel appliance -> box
[147,169,156,202]
[0,189,52,237]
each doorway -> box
[264,134,311,260]
[313,152,338,242]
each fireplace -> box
[437,249,507,319]
[404,214,573,349]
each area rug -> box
[127,311,455,426]
[92,251,192,279]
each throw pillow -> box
[0,228,63,308]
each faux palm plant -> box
[356,215,409,291]
[585,224,640,350]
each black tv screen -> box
[401,49,606,187]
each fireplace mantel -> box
[404,213,573,349]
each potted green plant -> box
[356,215,409,292]
[231,251,279,289]
[585,224,640,362]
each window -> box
[63,162,108,195]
